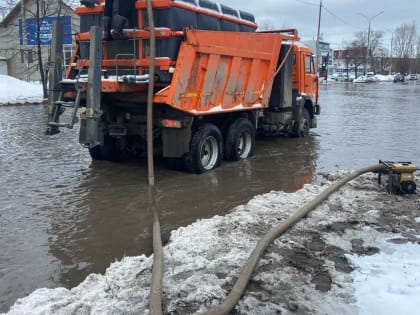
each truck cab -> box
[294,45,320,122]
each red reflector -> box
[162,119,182,128]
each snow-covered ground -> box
[3,172,420,315]
[0,75,43,105]
[348,242,420,315]
[324,73,395,84]
[374,74,394,82]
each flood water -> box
[1,81,419,312]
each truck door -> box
[303,54,318,105]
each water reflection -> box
[0,105,90,311]
[2,82,420,312]
[46,135,318,289]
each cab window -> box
[305,55,313,73]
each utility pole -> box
[315,0,322,74]
[20,0,28,80]
[358,11,383,75]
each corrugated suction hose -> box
[141,7,388,311]
[145,0,162,314]
[199,163,385,315]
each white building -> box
[0,0,79,80]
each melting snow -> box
[347,242,420,315]
[3,173,420,314]
[0,75,43,105]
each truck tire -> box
[88,135,120,161]
[183,123,223,174]
[89,145,103,160]
[291,108,310,137]
[224,118,255,161]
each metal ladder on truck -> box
[46,74,84,135]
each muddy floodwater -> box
[1,81,419,312]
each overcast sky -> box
[1,0,419,49]
[224,0,420,48]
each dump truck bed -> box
[155,29,290,115]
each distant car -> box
[409,74,417,80]
[334,73,353,82]
[393,73,405,83]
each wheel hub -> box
[200,136,218,170]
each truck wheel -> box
[89,145,103,160]
[291,108,310,137]
[224,118,255,161]
[88,135,120,161]
[184,123,223,174]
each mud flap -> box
[291,96,304,137]
[162,117,193,158]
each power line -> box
[322,3,363,30]
[295,0,318,7]
[296,0,363,30]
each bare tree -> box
[22,0,67,96]
[32,0,65,97]
[392,22,417,73]
[339,49,352,80]
[343,40,365,78]
[354,30,384,73]
[257,20,274,31]
[375,45,390,74]
[1,0,70,91]
[415,31,420,73]
[369,31,384,58]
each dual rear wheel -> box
[184,118,255,174]
[224,118,255,161]
[90,118,256,174]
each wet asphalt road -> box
[0,81,419,312]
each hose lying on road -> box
[199,163,386,315]
[147,154,386,312]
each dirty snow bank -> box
[0,75,43,105]
[4,172,420,314]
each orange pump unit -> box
[378,161,417,194]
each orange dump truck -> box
[47,0,320,173]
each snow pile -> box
[0,75,43,105]
[4,173,420,314]
[348,242,420,315]
[374,74,394,82]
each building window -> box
[63,45,73,70]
